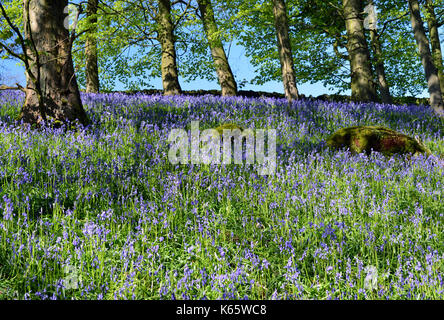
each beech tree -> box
[272,0,299,102]
[408,0,443,115]
[197,0,237,96]
[85,0,100,93]
[366,0,392,104]
[425,0,444,97]
[342,0,377,102]
[157,0,182,95]
[2,0,442,113]
[0,0,88,125]
[74,0,188,95]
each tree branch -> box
[327,1,344,19]
[172,0,193,30]
[0,42,25,62]
[378,11,409,40]
[68,2,83,48]
[0,83,25,92]
[0,3,30,65]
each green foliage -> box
[373,0,427,96]
[175,7,218,83]
[218,0,429,96]
[0,0,23,61]
[72,0,160,91]
[210,0,350,91]
[73,0,201,91]
[0,0,438,98]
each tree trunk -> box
[21,0,88,125]
[157,0,182,96]
[367,0,392,104]
[343,0,377,102]
[85,0,100,93]
[272,0,299,103]
[369,29,392,104]
[425,0,444,98]
[197,0,237,96]
[408,0,444,115]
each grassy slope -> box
[0,91,442,299]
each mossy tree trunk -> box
[157,0,182,96]
[408,0,444,115]
[425,0,444,98]
[85,0,100,93]
[197,0,237,96]
[272,0,299,103]
[21,0,88,125]
[343,0,378,102]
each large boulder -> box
[326,126,432,157]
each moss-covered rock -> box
[326,126,432,157]
[214,123,244,135]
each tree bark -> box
[85,0,100,93]
[343,0,378,102]
[197,0,237,96]
[21,0,88,125]
[425,0,444,98]
[157,0,182,96]
[408,0,444,115]
[367,0,392,104]
[272,0,299,103]
[369,29,392,104]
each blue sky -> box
[0,42,346,97]
[0,43,432,98]
[178,43,344,97]
[2,38,435,98]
